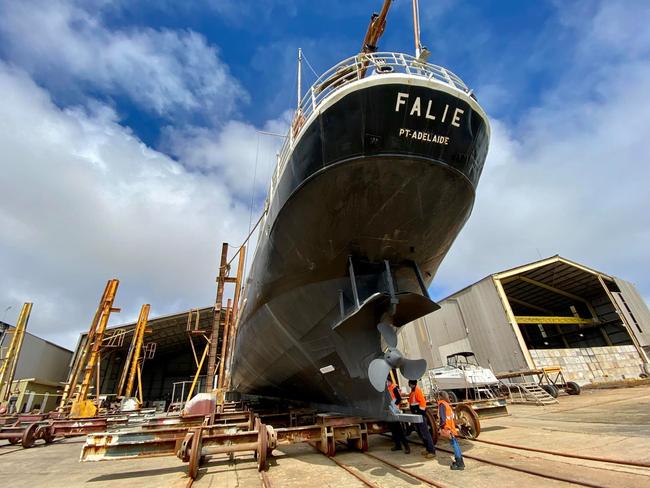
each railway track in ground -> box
[307,441,449,488]
[470,438,650,468]
[403,435,650,488]
[189,433,650,487]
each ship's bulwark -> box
[231,78,490,419]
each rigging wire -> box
[301,51,320,79]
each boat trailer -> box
[0,412,208,448]
[497,367,581,398]
[81,401,486,480]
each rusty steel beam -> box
[81,422,246,461]
[221,245,246,390]
[206,243,229,392]
[216,300,232,390]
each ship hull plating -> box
[231,76,490,418]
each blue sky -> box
[0,0,649,347]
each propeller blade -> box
[377,322,398,348]
[368,358,392,392]
[399,358,427,380]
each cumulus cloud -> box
[435,0,650,301]
[163,114,290,198]
[0,62,257,347]
[0,0,246,120]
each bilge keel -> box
[230,5,490,420]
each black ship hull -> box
[231,74,489,418]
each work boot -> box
[450,459,465,470]
[404,445,411,454]
[421,450,435,459]
[391,446,401,451]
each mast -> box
[297,48,303,109]
[412,0,422,57]
[361,0,392,54]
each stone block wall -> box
[529,345,644,385]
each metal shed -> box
[67,306,215,406]
[399,256,650,384]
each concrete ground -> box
[1,385,649,487]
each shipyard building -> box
[399,256,650,384]
[0,323,73,412]
[66,306,216,408]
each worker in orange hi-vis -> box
[408,379,435,458]
[438,390,465,470]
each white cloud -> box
[435,1,650,301]
[0,0,246,120]
[164,114,290,198]
[0,62,257,347]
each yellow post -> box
[76,280,120,405]
[186,343,210,403]
[123,304,150,398]
[59,280,114,410]
[0,303,32,402]
[136,363,144,404]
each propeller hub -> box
[384,347,403,367]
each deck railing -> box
[266,52,471,204]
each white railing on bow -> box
[266,52,471,206]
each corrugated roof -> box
[437,255,614,304]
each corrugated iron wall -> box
[613,277,650,356]
[399,277,529,374]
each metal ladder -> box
[504,382,558,405]
[474,386,497,400]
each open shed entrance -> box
[495,257,636,350]
[88,307,216,408]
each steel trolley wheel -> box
[22,422,39,448]
[454,404,481,439]
[424,407,439,445]
[188,428,203,480]
[257,422,268,471]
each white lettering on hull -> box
[398,128,450,145]
[395,92,464,128]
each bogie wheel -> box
[257,423,268,471]
[188,428,203,480]
[8,438,19,445]
[266,425,277,456]
[361,436,369,452]
[424,408,439,445]
[566,382,581,395]
[22,422,39,448]
[447,391,459,404]
[454,404,480,440]
[541,385,559,398]
[36,425,54,444]
[178,431,194,462]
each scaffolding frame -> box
[58,279,120,415]
[0,303,32,403]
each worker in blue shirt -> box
[438,390,465,470]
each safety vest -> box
[408,386,427,409]
[388,383,397,401]
[438,399,458,436]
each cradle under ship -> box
[229,1,490,420]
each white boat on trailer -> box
[428,352,500,401]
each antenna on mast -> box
[297,48,303,109]
[412,0,421,58]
